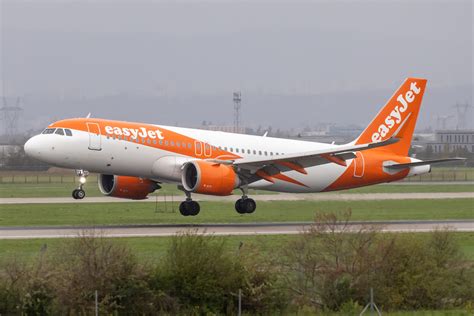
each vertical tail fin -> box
[355,78,427,156]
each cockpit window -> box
[65,129,73,136]
[42,128,56,134]
[55,128,64,135]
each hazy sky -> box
[0,0,472,130]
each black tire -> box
[179,202,190,216]
[72,190,79,199]
[235,199,246,214]
[76,189,86,199]
[243,198,256,213]
[190,201,200,216]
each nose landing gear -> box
[72,170,89,200]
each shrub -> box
[280,210,474,311]
[50,231,161,315]
[152,230,285,314]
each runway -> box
[0,220,473,239]
[0,192,472,204]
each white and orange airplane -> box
[24,78,463,216]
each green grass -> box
[0,181,272,198]
[381,311,472,315]
[0,199,472,227]
[1,233,473,266]
[1,182,473,198]
[342,184,474,194]
[404,166,474,182]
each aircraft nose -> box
[24,136,41,158]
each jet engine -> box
[98,174,159,200]
[181,160,240,196]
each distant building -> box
[201,125,246,134]
[427,130,474,153]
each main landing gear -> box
[72,170,89,200]
[177,186,256,216]
[235,186,256,214]
[235,198,256,214]
[179,189,200,216]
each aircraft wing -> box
[231,137,399,183]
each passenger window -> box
[182,142,186,148]
[270,152,273,156]
[230,148,233,152]
[253,150,256,154]
[224,147,228,151]
[165,140,169,146]
[264,151,268,156]
[159,140,163,145]
[176,142,181,147]
[236,148,239,153]
[65,129,72,136]
[55,128,64,135]
[188,143,192,149]
[247,149,250,154]
[259,151,262,155]
[153,140,157,144]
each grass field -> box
[1,182,473,198]
[0,199,472,227]
[1,167,472,182]
[1,232,473,265]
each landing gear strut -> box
[178,188,200,216]
[72,170,89,200]
[235,186,256,214]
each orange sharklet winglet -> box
[276,161,307,174]
[255,170,275,183]
[321,154,347,167]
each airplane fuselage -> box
[25,117,424,194]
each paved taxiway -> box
[0,220,473,239]
[0,192,472,205]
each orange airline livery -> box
[24,78,463,215]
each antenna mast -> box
[233,91,242,133]
[1,97,23,141]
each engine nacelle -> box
[181,160,240,196]
[98,174,158,200]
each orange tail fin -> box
[355,77,427,156]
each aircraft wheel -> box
[235,199,245,214]
[179,201,200,216]
[179,202,190,216]
[72,189,86,200]
[235,198,256,214]
[189,201,200,216]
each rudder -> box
[355,77,427,156]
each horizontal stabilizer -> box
[385,158,466,170]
